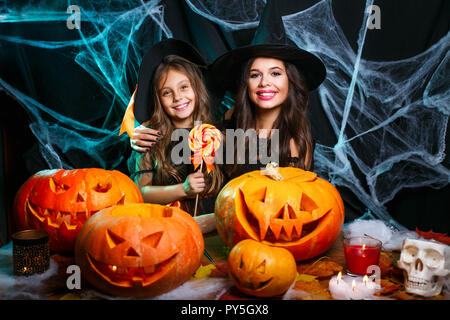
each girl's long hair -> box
[228,57,313,176]
[139,55,223,195]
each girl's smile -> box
[159,67,196,127]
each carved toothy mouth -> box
[86,253,178,287]
[26,197,125,230]
[236,188,331,242]
[245,208,331,242]
[229,271,274,291]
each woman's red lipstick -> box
[256,90,277,100]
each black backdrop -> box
[0,0,449,245]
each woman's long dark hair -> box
[228,57,313,176]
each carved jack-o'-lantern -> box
[75,203,204,297]
[14,168,143,252]
[228,239,297,297]
[215,166,345,261]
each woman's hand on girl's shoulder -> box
[130,125,161,153]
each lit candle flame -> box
[23,267,27,272]
[336,272,342,284]
[352,279,356,291]
[111,265,117,272]
[361,243,367,257]
[363,275,368,286]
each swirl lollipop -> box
[188,123,222,216]
[189,124,222,173]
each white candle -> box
[328,272,381,300]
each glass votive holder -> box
[343,236,382,276]
[12,229,50,276]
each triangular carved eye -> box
[49,178,70,194]
[300,193,318,212]
[239,256,245,269]
[250,187,267,203]
[255,260,266,274]
[141,231,163,248]
[106,229,126,249]
[94,182,112,193]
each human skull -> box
[397,238,450,297]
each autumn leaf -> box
[293,279,332,299]
[296,273,317,282]
[191,264,216,280]
[379,252,403,277]
[375,279,402,296]
[297,257,343,278]
[415,228,450,244]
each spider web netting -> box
[0,0,448,230]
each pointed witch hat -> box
[209,0,326,93]
[119,38,206,138]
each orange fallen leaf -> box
[297,257,343,278]
[376,279,402,296]
[294,279,332,299]
[415,228,450,244]
[379,252,403,277]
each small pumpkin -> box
[13,168,143,252]
[228,239,297,297]
[75,203,204,297]
[215,166,345,261]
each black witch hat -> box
[133,38,206,124]
[209,0,326,93]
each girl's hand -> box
[183,171,205,196]
[130,125,161,153]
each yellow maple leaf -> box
[296,273,317,282]
[191,264,216,280]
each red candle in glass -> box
[343,236,382,275]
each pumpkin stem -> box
[263,162,284,181]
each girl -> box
[126,39,223,218]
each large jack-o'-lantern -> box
[215,165,345,261]
[75,203,204,297]
[14,168,143,252]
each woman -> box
[216,54,324,180]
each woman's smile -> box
[248,57,289,110]
[256,89,278,100]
